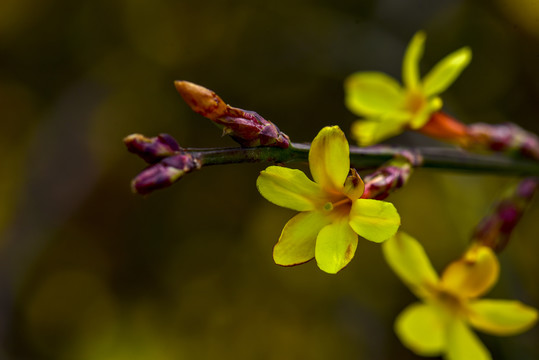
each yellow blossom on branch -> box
[383,232,538,359]
[344,31,471,146]
[256,126,401,274]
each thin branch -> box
[193,142,539,176]
[127,136,539,194]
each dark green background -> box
[1,0,538,359]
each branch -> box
[192,142,539,175]
[126,135,539,195]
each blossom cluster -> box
[125,31,539,360]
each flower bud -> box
[174,81,290,148]
[174,81,228,120]
[361,157,415,200]
[124,133,180,163]
[466,123,539,160]
[472,177,538,252]
[418,111,469,145]
[131,152,201,195]
[343,168,365,200]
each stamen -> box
[332,198,351,208]
[406,91,426,114]
[323,198,351,212]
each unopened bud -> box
[472,177,538,252]
[343,168,365,200]
[124,133,180,163]
[361,157,414,200]
[131,152,201,195]
[174,81,228,120]
[174,81,290,148]
[466,123,539,161]
[419,111,469,146]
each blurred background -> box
[1,0,538,359]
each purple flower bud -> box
[467,123,539,161]
[361,158,413,200]
[124,133,181,163]
[472,177,538,252]
[517,177,539,198]
[131,152,200,195]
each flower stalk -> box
[189,142,539,175]
[126,133,539,195]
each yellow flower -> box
[383,232,538,359]
[256,126,401,274]
[345,31,471,146]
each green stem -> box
[189,142,539,176]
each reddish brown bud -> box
[418,111,469,145]
[174,81,228,120]
[174,81,290,148]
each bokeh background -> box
[1,0,538,359]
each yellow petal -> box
[467,299,538,336]
[314,219,358,274]
[309,126,350,193]
[342,168,365,201]
[348,199,400,243]
[441,245,499,299]
[395,302,447,356]
[344,72,405,117]
[351,114,409,146]
[257,166,325,211]
[382,232,439,299]
[273,211,331,266]
[446,319,491,360]
[403,31,426,90]
[408,96,443,129]
[422,47,472,97]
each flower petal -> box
[348,199,400,243]
[441,245,499,299]
[257,166,325,211]
[422,47,472,97]
[344,72,405,117]
[342,168,365,201]
[408,96,443,129]
[446,319,491,360]
[351,114,410,146]
[403,31,426,90]
[467,299,538,336]
[395,302,447,356]
[273,211,331,266]
[382,232,439,299]
[314,219,358,274]
[309,126,350,193]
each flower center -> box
[405,90,426,114]
[323,198,351,212]
[433,289,466,316]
